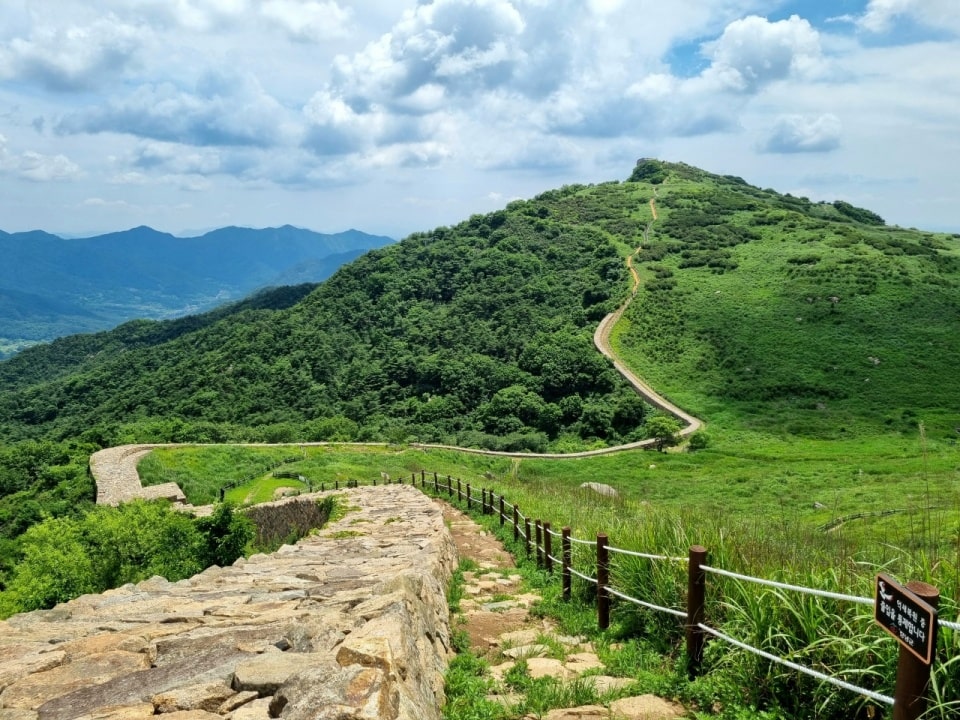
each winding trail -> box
[90,193,702,502]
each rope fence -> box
[271,468,954,720]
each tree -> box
[644,415,682,452]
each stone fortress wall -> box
[0,485,458,720]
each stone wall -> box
[0,485,458,720]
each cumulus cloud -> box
[761,113,842,153]
[55,74,295,148]
[330,0,530,111]
[700,15,823,93]
[858,0,960,34]
[260,1,351,42]
[0,135,82,181]
[0,17,142,91]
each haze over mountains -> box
[0,226,394,358]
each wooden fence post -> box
[525,518,531,556]
[420,470,425,487]
[893,582,940,720]
[513,504,520,542]
[597,533,609,630]
[482,489,487,514]
[499,496,505,527]
[686,545,707,678]
[562,527,571,601]
[447,475,452,497]
[434,473,439,494]
[535,520,543,568]
[544,522,553,573]
[466,483,471,509]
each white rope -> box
[570,567,598,584]
[698,624,894,706]
[546,526,562,538]
[604,586,687,619]
[607,546,687,563]
[548,553,562,565]
[940,619,960,632]
[569,535,596,546]
[700,565,874,607]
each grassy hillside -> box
[619,161,960,440]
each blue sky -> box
[1,0,958,238]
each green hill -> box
[1,159,958,449]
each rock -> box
[610,694,685,719]
[151,681,236,712]
[580,482,618,498]
[526,658,573,681]
[1,652,151,710]
[539,704,610,720]
[225,698,272,719]
[72,705,155,720]
[564,652,604,675]
[503,644,548,659]
[232,652,327,696]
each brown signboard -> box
[874,573,938,665]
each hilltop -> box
[1,160,958,449]
[0,225,394,357]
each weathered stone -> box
[526,658,573,681]
[1,487,455,720]
[36,647,253,720]
[72,704,155,720]
[218,690,259,713]
[1,652,151,710]
[232,652,330,696]
[580,482,619,498]
[538,705,610,720]
[564,652,604,675]
[151,680,235,712]
[503,644,548,659]
[225,697,271,719]
[610,694,685,719]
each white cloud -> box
[0,17,142,91]
[56,74,295,148]
[859,0,960,34]
[260,1,351,42]
[700,15,823,93]
[0,134,82,181]
[761,113,842,153]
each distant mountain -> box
[0,225,394,357]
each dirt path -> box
[435,498,686,719]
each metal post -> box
[893,582,940,720]
[686,545,707,678]
[499,497,505,527]
[544,522,553,573]
[513,504,520,542]
[562,527,571,601]
[597,533,609,630]
[524,518,531,556]
[535,520,543,568]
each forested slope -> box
[0,186,648,449]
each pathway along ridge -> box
[90,193,703,502]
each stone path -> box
[436,500,686,720]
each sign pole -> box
[892,581,939,720]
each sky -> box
[1,0,959,239]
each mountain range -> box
[0,225,394,358]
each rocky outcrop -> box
[0,485,457,720]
